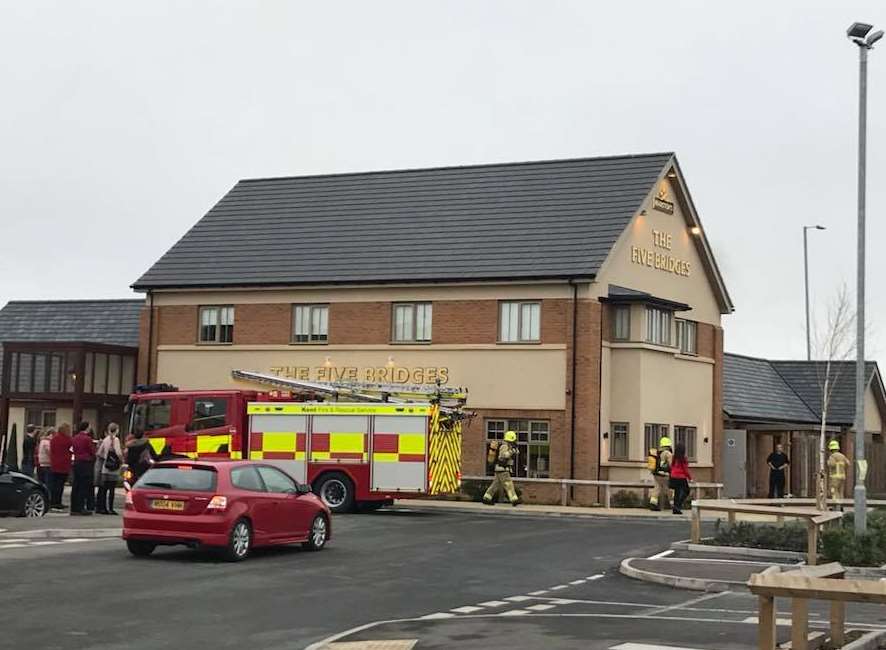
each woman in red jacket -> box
[669,442,692,515]
[49,423,73,510]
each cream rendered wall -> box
[865,387,884,434]
[592,177,723,326]
[157,347,566,411]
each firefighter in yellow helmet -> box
[827,440,850,503]
[483,430,520,506]
[648,436,673,511]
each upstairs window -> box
[645,307,672,346]
[392,303,432,342]
[293,305,328,343]
[199,306,234,343]
[613,305,631,341]
[676,319,698,355]
[500,301,540,343]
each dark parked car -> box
[123,460,331,561]
[0,465,49,517]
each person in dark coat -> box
[21,425,38,477]
[125,432,157,484]
[70,422,96,515]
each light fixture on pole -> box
[803,225,826,361]
[847,21,882,534]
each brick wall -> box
[235,303,291,345]
[432,301,497,344]
[157,305,198,346]
[329,302,391,344]
[568,299,603,505]
[697,322,715,358]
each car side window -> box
[230,466,265,492]
[256,466,296,494]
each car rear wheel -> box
[314,472,355,513]
[21,491,47,518]
[302,515,328,551]
[223,519,251,562]
[126,540,156,557]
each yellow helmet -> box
[659,436,672,448]
[504,430,517,443]
[828,440,840,451]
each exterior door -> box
[255,465,313,539]
[722,429,747,498]
[229,465,276,543]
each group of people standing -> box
[20,423,158,515]
[648,436,692,514]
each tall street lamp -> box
[803,225,826,361]
[847,21,883,534]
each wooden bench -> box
[748,563,886,650]
[690,500,843,565]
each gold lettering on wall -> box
[268,365,450,385]
[630,228,691,277]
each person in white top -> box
[95,423,123,515]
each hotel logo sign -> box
[269,365,450,385]
[653,184,675,214]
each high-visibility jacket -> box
[828,452,850,480]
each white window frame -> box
[392,302,432,343]
[676,319,698,355]
[613,305,631,341]
[499,301,541,343]
[674,425,698,462]
[199,306,234,344]
[610,422,630,460]
[292,304,329,344]
[645,307,673,346]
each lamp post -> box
[847,22,883,534]
[803,225,826,361]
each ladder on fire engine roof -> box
[230,370,468,411]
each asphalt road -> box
[3,509,884,650]
[0,508,690,650]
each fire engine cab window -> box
[199,306,234,344]
[191,398,228,431]
[132,400,171,434]
[256,466,296,493]
[231,466,265,492]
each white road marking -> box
[476,601,508,608]
[550,584,568,590]
[647,549,675,560]
[450,606,482,614]
[569,579,586,585]
[29,541,60,546]
[0,544,27,550]
[548,598,582,605]
[419,613,455,620]
[526,604,556,611]
[587,573,605,580]
[644,592,729,616]
[505,595,531,602]
[527,590,549,596]
[608,642,709,650]
[60,538,90,543]
[500,609,530,616]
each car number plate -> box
[152,499,185,511]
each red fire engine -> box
[126,371,467,513]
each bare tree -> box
[811,284,855,511]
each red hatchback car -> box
[123,460,331,561]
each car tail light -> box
[206,496,228,512]
[125,491,134,509]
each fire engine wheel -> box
[223,519,252,562]
[314,473,355,513]
[302,515,328,551]
[126,540,156,557]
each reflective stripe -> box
[398,433,425,455]
[197,434,231,455]
[329,433,365,454]
[148,438,166,455]
[247,403,431,416]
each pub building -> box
[130,153,731,504]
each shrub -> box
[611,489,644,508]
[708,521,807,552]
[821,509,886,567]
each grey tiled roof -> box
[770,361,880,425]
[723,354,818,424]
[0,300,143,347]
[724,353,883,426]
[133,153,674,289]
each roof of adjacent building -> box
[0,300,143,347]
[723,353,885,426]
[134,152,709,292]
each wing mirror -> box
[296,483,312,495]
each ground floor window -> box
[610,422,629,460]
[674,425,698,461]
[25,408,56,428]
[644,423,669,455]
[485,418,550,478]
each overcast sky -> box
[1,1,884,364]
